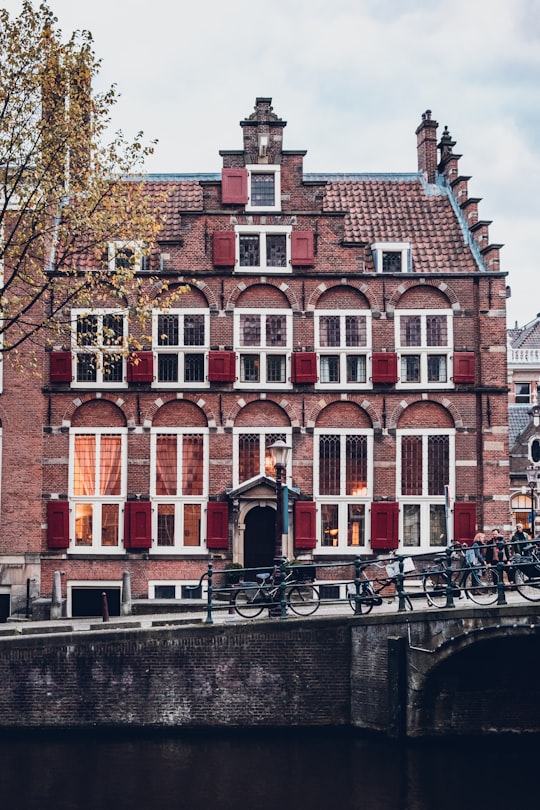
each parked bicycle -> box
[348,558,414,614]
[513,544,540,602]
[422,547,498,607]
[233,566,320,618]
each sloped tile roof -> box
[509,404,532,449]
[322,176,477,272]
[509,317,540,350]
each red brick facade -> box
[0,98,510,617]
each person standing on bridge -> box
[511,523,529,556]
[486,529,515,584]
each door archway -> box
[243,506,275,577]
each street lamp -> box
[525,466,540,536]
[268,439,291,561]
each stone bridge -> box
[0,601,538,737]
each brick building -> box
[1,98,510,618]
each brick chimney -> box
[415,110,439,184]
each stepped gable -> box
[322,176,478,273]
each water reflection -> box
[0,729,536,810]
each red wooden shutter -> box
[372,352,398,384]
[291,352,317,384]
[50,351,72,383]
[47,501,70,549]
[221,168,248,204]
[208,351,236,382]
[291,231,314,266]
[453,352,475,384]
[370,502,399,550]
[206,502,229,549]
[213,231,236,267]
[126,352,154,383]
[294,501,317,549]
[454,502,476,545]
[124,501,152,550]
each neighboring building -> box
[508,314,540,532]
[1,99,511,617]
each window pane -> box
[76,353,97,383]
[382,251,402,272]
[401,316,421,347]
[240,315,261,346]
[266,234,286,267]
[320,356,340,383]
[157,503,175,546]
[102,314,123,346]
[347,504,365,547]
[401,355,420,382]
[158,354,178,382]
[184,314,205,346]
[428,435,449,496]
[100,435,122,495]
[77,315,98,346]
[346,356,366,383]
[264,433,286,476]
[156,435,177,495]
[430,505,446,545]
[239,235,259,266]
[319,435,340,495]
[75,503,93,546]
[266,315,286,347]
[319,316,340,347]
[251,173,275,206]
[403,504,420,546]
[239,434,260,481]
[346,435,367,496]
[155,584,176,598]
[101,503,119,547]
[102,354,123,382]
[401,436,422,496]
[426,315,447,347]
[266,355,285,382]
[158,314,179,346]
[183,504,201,547]
[184,354,204,382]
[321,503,339,546]
[427,355,447,382]
[74,436,96,495]
[345,316,366,347]
[240,355,260,382]
[182,435,204,496]
[516,383,531,403]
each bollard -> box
[101,591,110,622]
[121,571,132,616]
[50,571,62,620]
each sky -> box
[3,0,540,328]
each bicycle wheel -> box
[463,568,498,605]
[234,587,265,618]
[287,585,320,616]
[347,586,375,615]
[423,572,449,608]
[515,568,540,602]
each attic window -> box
[109,241,143,272]
[372,242,411,273]
[246,164,281,212]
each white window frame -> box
[372,241,411,273]
[234,308,292,390]
[152,308,210,389]
[397,428,455,550]
[72,308,128,389]
[108,240,143,272]
[233,427,292,488]
[395,309,453,390]
[234,224,292,273]
[314,428,373,555]
[515,382,532,404]
[148,580,208,600]
[245,164,281,212]
[68,428,127,554]
[315,310,372,390]
[150,428,208,554]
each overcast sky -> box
[4,0,539,328]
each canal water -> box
[0,729,536,810]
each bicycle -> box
[347,559,413,614]
[513,544,540,602]
[233,567,320,618]
[422,549,498,607]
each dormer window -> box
[108,241,143,272]
[372,242,411,273]
[246,165,281,212]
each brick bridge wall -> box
[0,604,539,736]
